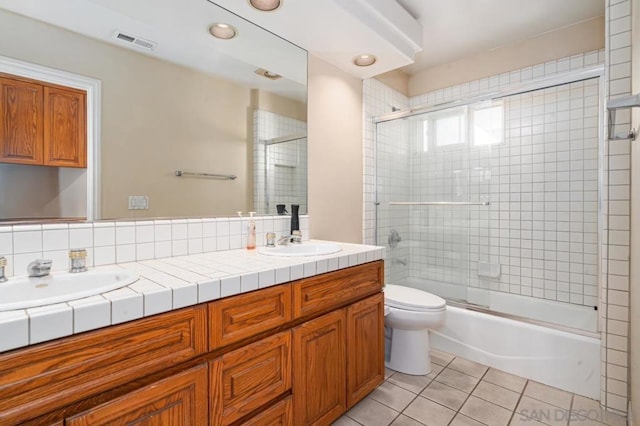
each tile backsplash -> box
[0,215,309,278]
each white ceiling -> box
[389,0,605,74]
[212,0,423,79]
[0,0,606,86]
[216,0,605,77]
[0,0,308,101]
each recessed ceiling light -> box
[353,54,377,67]
[208,23,237,40]
[255,68,282,80]
[249,0,282,12]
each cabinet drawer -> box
[209,284,292,350]
[67,364,208,426]
[293,261,383,318]
[0,305,207,425]
[239,396,292,426]
[210,331,291,425]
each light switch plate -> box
[128,196,149,210]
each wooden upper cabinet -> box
[0,74,86,168]
[43,86,86,168]
[66,364,208,426]
[0,77,44,165]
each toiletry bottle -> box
[290,204,300,235]
[247,212,256,250]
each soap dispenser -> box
[246,212,256,250]
[290,204,300,235]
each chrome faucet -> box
[277,235,292,246]
[27,259,52,277]
[277,230,302,246]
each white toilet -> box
[384,285,447,375]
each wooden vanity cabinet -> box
[292,293,385,425]
[0,74,86,168]
[291,261,385,425]
[66,364,208,426]
[0,260,383,426]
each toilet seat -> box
[384,285,446,312]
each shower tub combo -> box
[374,67,604,400]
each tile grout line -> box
[507,379,530,425]
[384,355,457,425]
[445,365,491,426]
[566,394,575,426]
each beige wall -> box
[307,55,363,243]
[409,17,605,96]
[251,89,307,123]
[375,69,410,96]
[630,0,639,421]
[0,9,254,219]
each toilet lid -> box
[384,285,446,311]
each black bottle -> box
[290,204,300,235]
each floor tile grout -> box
[336,351,623,426]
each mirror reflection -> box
[0,0,307,222]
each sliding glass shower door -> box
[375,74,602,332]
[375,101,498,305]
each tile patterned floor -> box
[333,350,627,426]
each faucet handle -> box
[69,249,88,273]
[0,256,7,283]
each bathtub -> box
[392,277,601,400]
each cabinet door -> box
[0,77,43,165]
[293,309,346,426]
[210,331,291,425]
[43,86,86,168]
[66,364,208,426]
[346,293,385,408]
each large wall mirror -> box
[0,0,307,222]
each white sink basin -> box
[0,269,139,311]
[258,243,342,257]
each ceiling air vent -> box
[113,31,158,51]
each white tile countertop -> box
[0,240,385,353]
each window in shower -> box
[421,103,503,152]
[471,102,503,146]
[421,107,467,151]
